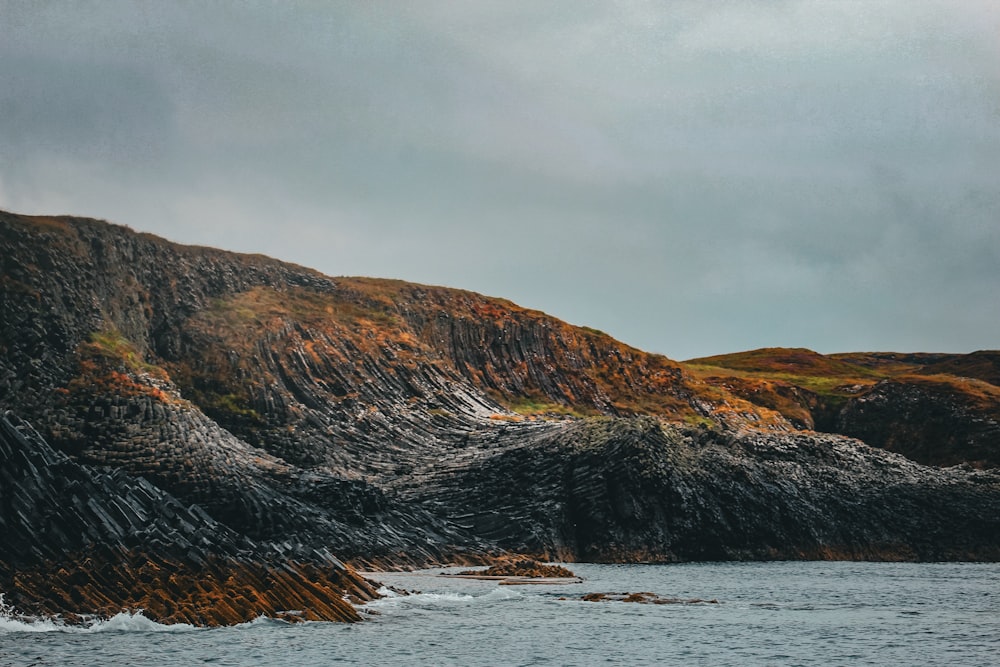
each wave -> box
[0,596,197,634]
[0,584,524,631]
[367,585,522,612]
[80,611,197,633]
[0,615,67,634]
[375,585,405,598]
[231,615,298,628]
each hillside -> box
[2,210,999,624]
[687,348,1000,467]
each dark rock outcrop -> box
[408,418,1000,562]
[687,348,1000,467]
[2,210,1000,625]
[0,412,377,625]
[456,557,577,579]
[838,376,1000,468]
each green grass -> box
[505,396,590,418]
[683,414,716,428]
[684,361,878,400]
[204,287,400,330]
[580,326,609,338]
[85,330,162,375]
[195,390,261,422]
[686,347,882,380]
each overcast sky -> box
[1,1,997,360]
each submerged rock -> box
[582,592,718,605]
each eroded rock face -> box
[3,211,1000,624]
[686,349,1000,468]
[41,360,477,565]
[0,412,377,625]
[408,418,1000,562]
[838,378,1000,468]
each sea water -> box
[1,562,998,666]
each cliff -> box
[687,348,1000,468]
[2,210,999,624]
[0,412,377,625]
[408,417,999,562]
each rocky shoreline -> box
[2,211,1000,626]
[0,412,378,625]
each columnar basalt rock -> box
[404,418,1000,562]
[686,348,1000,467]
[837,377,1000,468]
[2,210,1000,626]
[0,412,378,625]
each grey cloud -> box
[1,1,997,359]
[0,54,175,164]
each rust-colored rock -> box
[2,550,376,626]
[458,557,576,579]
[0,411,377,626]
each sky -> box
[1,1,998,360]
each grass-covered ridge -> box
[156,278,789,434]
[682,346,1000,434]
[8,211,993,466]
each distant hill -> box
[686,347,1000,467]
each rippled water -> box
[2,562,998,666]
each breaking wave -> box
[0,595,196,634]
[367,585,521,613]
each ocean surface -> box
[2,561,998,666]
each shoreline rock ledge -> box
[448,557,582,584]
[2,211,1000,625]
[0,412,378,626]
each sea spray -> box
[0,595,195,635]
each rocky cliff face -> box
[837,375,1000,468]
[407,417,1000,562]
[0,412,377,625]
[2,210,1000,624]
[688,348,1000,468]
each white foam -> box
[232,614,290,628]
[0,594,196,635]
[367,591,474,610]
[0,615,66,634]
[481,587,522,602]
[367,585,522,612]
[0,593,62,633]
[81,611,196,633]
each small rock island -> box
[450,558,581,584]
